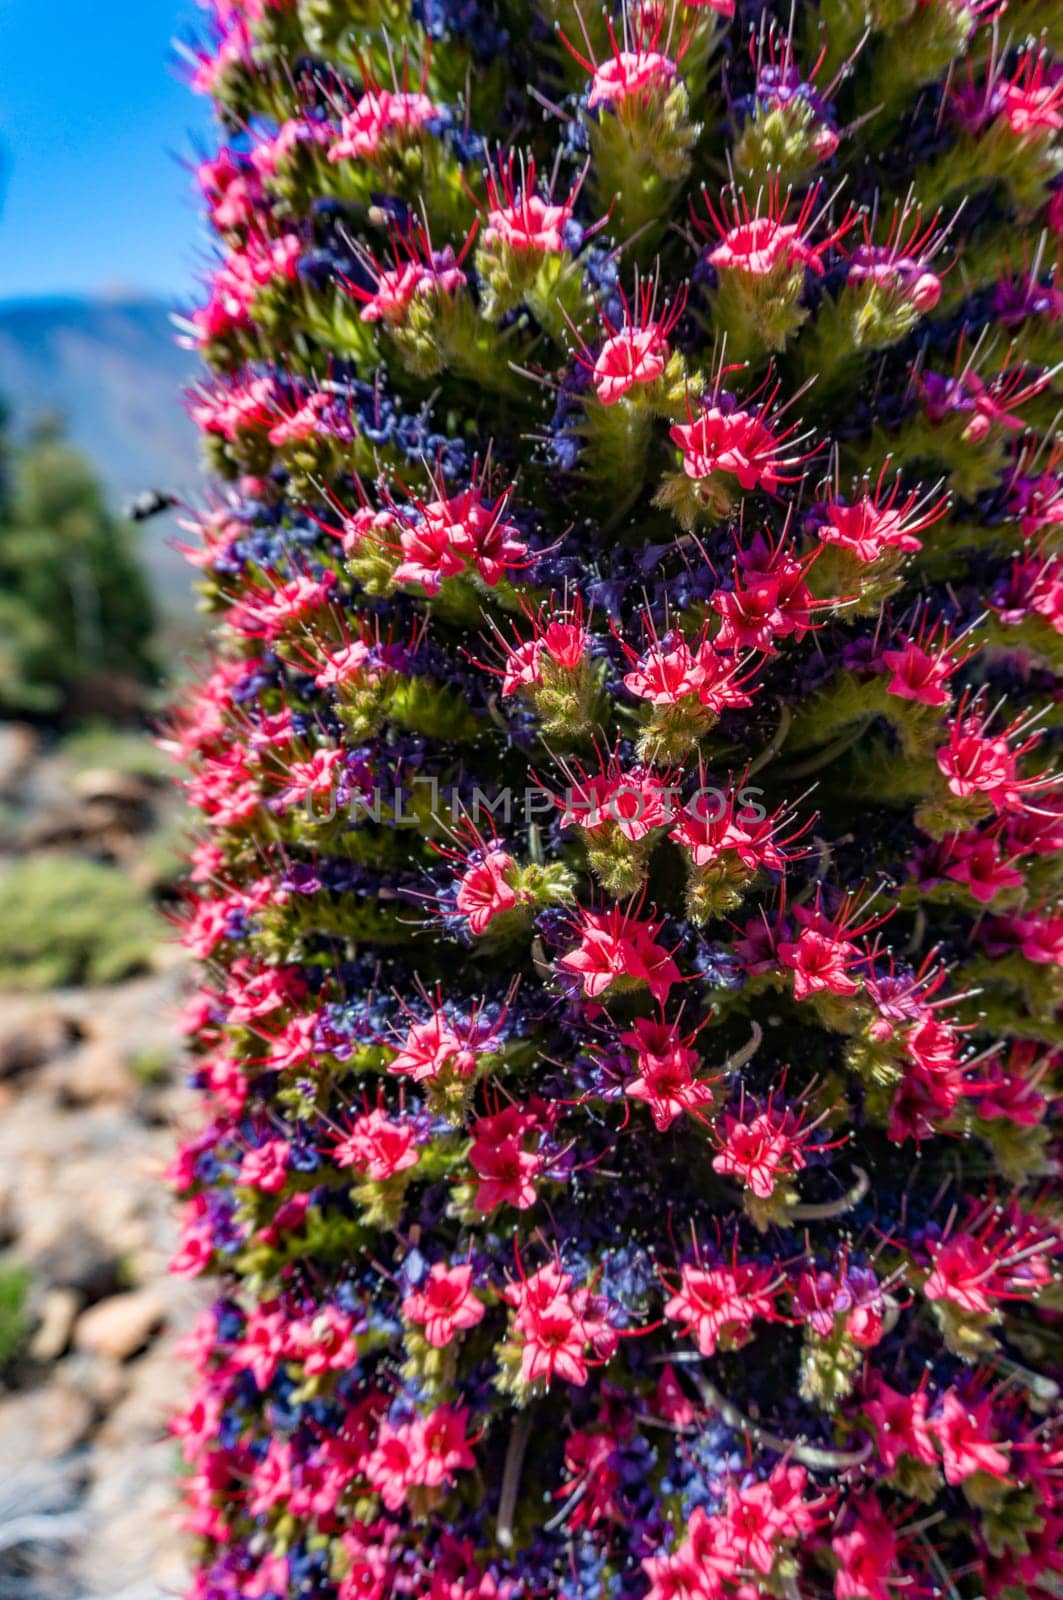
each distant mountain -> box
[0,296,202,614]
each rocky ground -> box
[0,723,201,1600]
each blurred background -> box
[0,3,212,1594]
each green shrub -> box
[0,856,158,989]
[0,419,156,715]
[0,1259,31,1375]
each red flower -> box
[670,404,799,492]
[712,1105,807,1199]
[931,1391,1010,1485]
[329,89,441,162]
[663,1260,777,1355]
[621,1015,716,1130]
[455,850,520,935]
[834,1499,903,1600]
[469,1105,541,1212]
[594,325,669,404]
[560,903,681,1003]
[333,1109,420,1181]
[404,1263,486,1348]
[860,1374,937,1473]
[484,156,576,253]
[778,925,862,1000]
[588,47,677,109]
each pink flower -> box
[365,1420,419,1510]
[413,1404,476,1488]
[560,766,670,843]
[641,1543,714,1600]
[934,703,1049,811]
[291,1303,358,1374]
[469,1105,541,1212]
[881,627,961,706]
[834,1500,903,1600]
[455,850,519,935]
[623,634,707,704]
[359,262,433,324]
[712,1105,807,1199]
[701,183,852,281]
[404,1263,486,1348]
[711,214,820,276]
[940,830,1024,904]
[486,195,573,253]
[670,787,796,873]
[484,156,575,253]
[504,1263,615,1389]
[560,904,681,1003]
[621,1016,715,1130]
[811,474,946,563]
[313,639,375,689]
[778,926,862,1000]
[711,534,819,654]
[388,1011,484,1082]
[663,1261,777,1355]
[931,1391,1010,1485]
[394,488,527,594]
[924,1234,999,1314]
[356,251,466,325]
[861,1374,937,1473]
[499,598,591,694]
[719,1462,818,1574]
[237,1303,289,1389]
[330,90,441,162]
[238,1137,291,1193]
[593,325,669,404]
[671,404,799,491]
[998,58,1063,138]
[274,745,346,811]
[333,1109,419,1181]
[587,50,678,110]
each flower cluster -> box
[172,0,1062,1596]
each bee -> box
[124,489,178,522]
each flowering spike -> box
[174,2,1063,1595]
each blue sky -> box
[0,0,214,301]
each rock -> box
[76,1436,190,1594]
[0,1381,95,1460]
[60,1350,130,1414]
[96,1338,189,1447]
[53,1040,133,1107]
[64,671,144,722]
[74,1290,166,1362]
[29,1287,83,1364]
[0,1004,77,1081]
[30,1223,123,1302]
[38,1379,97,1458]
[0,721,39,793]
[71,769,155,806]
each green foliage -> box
[60,720,173,781]
[0,417,156,715]
[0,856,158,990]
[0,1258,31,1376]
